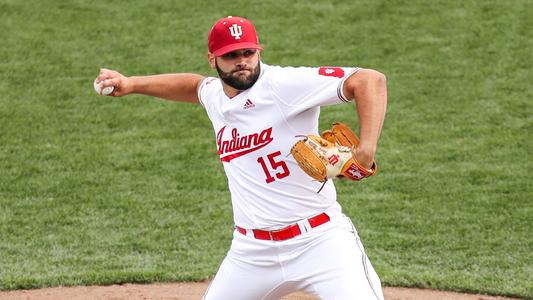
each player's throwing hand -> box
[94,68,131,97]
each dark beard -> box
[216,62,261,91]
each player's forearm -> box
[129,73,204,103]
[352,70,388,158]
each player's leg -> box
[296,215,384,300]
[202,232,284,300]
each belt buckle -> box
[269,227,284,240]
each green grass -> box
[1,0,531,298]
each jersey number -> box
[257,151,290,183]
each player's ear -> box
[208,52,216,69]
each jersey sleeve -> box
[269,66,360,109]
[197,76,219,109]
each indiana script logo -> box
[216,126,273,162]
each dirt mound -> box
[0,282,520,300]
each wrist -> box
[353,145,376,169]
[356,143,376,157]
[127,76,138,94]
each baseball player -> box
[95,16,387,300]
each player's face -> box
[214,49,261,91]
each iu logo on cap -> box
[229,24,243,39]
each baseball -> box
[93,79,114,96]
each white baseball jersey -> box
[198,63,360,229]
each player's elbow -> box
[365,69,387,88]
[344,69,387,100]
[353,69,387,92]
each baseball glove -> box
[290,123,377,183]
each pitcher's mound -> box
[0,282,520,300]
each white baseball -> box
[93,79,114,96]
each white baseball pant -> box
[202,214,384,300]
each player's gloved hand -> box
[290,122,377,183]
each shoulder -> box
[197,77,223,107]
[265,63,359,96]
[261,64,316,89]
[198,76,222,90]
[266,64,356,83]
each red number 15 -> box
[257,151,290,183]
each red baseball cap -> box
[208,16,263,56]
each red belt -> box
[235,213,330,241]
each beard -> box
[216,62,261,91]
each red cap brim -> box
[213,43,263,56]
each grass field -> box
[1,0,531,298]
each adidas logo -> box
[243,99,255,110]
